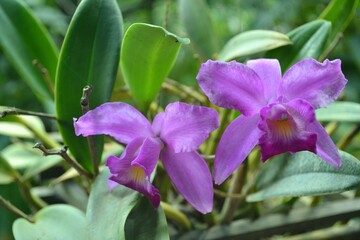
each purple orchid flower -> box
[197,58,347,185]
[74,102,219,214]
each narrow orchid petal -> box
[214,114,262,185]
[73,102,154,144]
[308,120,342,167]
[152,112,165,136]
[197,60,267,116]
[280,59,347,109]
[161,148,213,214]
[159,102,219,153]
[258,100,317,161]
[247,59,282,103]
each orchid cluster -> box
[74,58,347,213]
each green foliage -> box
[121,23,189,112]
[0,0,58,111]
[55,0,123,171]
[247,151,360,202]
[316,101,360,122]
[13,204,88,240]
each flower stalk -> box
[0,196,34,223]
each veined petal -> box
[152,112,165,136]
[214,114,262,185]
[258,100,317,161]
[159,102,219,153]
[197,60,267,116]
[74,102,154,144]
[280,59,347,109]
[247,59,282,103]
[161,148,213,214]
[308,120,342,167]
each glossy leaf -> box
[247,151,360,202]
[266,20,331,71]
[55,0,122,170]
[179,0,218,59]
[0,0,58,109]
[218,30,292,61]
[13,204,88,240]
[319,0,359,42]
[86,169,139,239]
[316,102,360,122]
[125,197,169,240]
[121,23,189,112]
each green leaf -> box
[13,204,88,240]
[179,0,218,59]
[0,0,58,109]
[319,0,359,41]
[266,20,331,71]
[125,197,169,240]
[86,169,139,240]
[247,151,360,202]
[121,23,189,112]
[0,155,17,184]
[0,113,45,139]
[55,0,123,171]
[218,30,292,61]
[316,102,360,123]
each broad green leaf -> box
[2,143,61,180]
[319,0,359,42]
[55,0,123,171]
[179,0,218,59]
[121,23,189,112]
[86,169,139,240]
[218,30,292,61]
[0,113,45,139]
[316,102,360,122]
[266,20,331,71]
[0,155,17,184]
[125,197,169,240]
[247,151,360,202]
[0,0,58,109]
[13,204,88,240]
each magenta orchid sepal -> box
[197,58,347,185]
[74,102,219,214]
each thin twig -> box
[0,107,56,120]
[162,79,207,103]
[34,143,93,179]
[32,59,54,95]
[80,85,99,176]
[0,196,34,223]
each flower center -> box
[267,116,295,141]
[129,166,146,184]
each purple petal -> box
[258,99,317,161]
[280,59,347,109]
[197,60,267,116]
[214,114,262,185]
[161,148,213,214]
[74,102,154,144]
[152,112,165,136]
[308,120,342,167]
[159,102,219,153]
[247,59,282,103]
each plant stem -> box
[161,201,191,231]
[162,79,207,103]
[0,196,34,223]
[337,124,360,150]
[0,107,56,120]
[32,59,54,96]
[80,85,99,176]
[219,162,248,223]
[34,143,93,179]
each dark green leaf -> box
[218,30,292,61]
[13,204,88,240]
[121,23,189,112]
[316,102,360,122]
[266,20,331,71]
[86,169,139,239]
[247,151,360,202]
[0,0,58,110]
[55,0,123,170]
[125,197,169,240]
[179,0,218,59]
